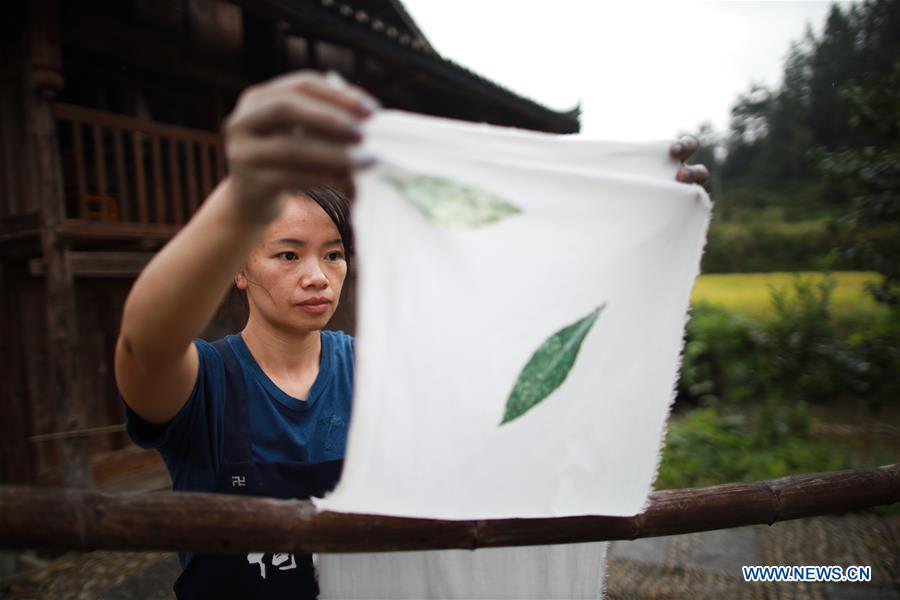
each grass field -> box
[691,271,887,319]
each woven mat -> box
[0,551,174,600]
[605,515,899,599]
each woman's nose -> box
[299,261,329,288]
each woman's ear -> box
[234,270,248,291]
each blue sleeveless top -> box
[124,330,354,497]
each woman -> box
[114,70,709,599]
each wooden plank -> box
[0,212,42,235]
[0,465,897,553]
[0,264,34,483]
[0,88,17,216]
[29,251,154,278]
[92,124,108,221]
[200,143,212,198]
[91,447,166,492]
[151,133,164,223]
[72,121,88,219]
[169,139,183,225]
[58,219,177,240]
[76,283,101,443]
[19,284,49,482]
[53,103,220,146]
[113,129,130,221]
[132,132,148,223]
[184,140,198,213]
[215,143,226,181]
[61,11,250,94]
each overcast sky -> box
[402,1,851,141]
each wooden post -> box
[28,0,91,488]
[169,139,183,225]
[113,128,130,221]
[200,143,212,196]
[185,140,198,213]
[72,120,87,217]
[133,131,149,223]
[0,465,897,554]
[151,133,165,223]
[0,263,33,484]
[92,124,109,220]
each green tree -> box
[808,6,858,149]
[721,85,769,184]
[716,0,900,228]
[763,37,817,182]
[821,61,900,306]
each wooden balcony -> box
[53,103,225,238]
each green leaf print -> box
[501,303,607,425]
[385,174,521,229]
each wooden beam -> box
[63,9,250,92]
[29,251,154,277]
[57,218,178,241]
[0,211,41,237]
[29,0,91,487]
[52,103,222,147]
[0,465,897,554]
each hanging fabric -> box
[316,110,711,598]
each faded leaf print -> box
[501,304,606,425]
[385,174,521,229]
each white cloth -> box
[316,110,711,598]
[317,543,608,600]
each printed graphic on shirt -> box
[501,303,607,425]
[318,414,346,451]
[247,552,298,579]
[385,174,521,229]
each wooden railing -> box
[0,465,897,554]
[53,103,225,226]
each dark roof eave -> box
[229,0,581,133]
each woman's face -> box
[236,195,348,334]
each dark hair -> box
[302,185,354,266]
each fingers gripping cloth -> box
[315,110,712,599]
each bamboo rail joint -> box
[1,465,897,554]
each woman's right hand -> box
[223,71,379,222]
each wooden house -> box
[0,0,580,489]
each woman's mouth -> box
[297,298,331,314]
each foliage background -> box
[657,0,899,495]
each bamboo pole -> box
[1,465,896,554]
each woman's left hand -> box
[670,137,710,184]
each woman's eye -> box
[277,251,297,261]
[326,251,344,261]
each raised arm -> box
[115,72,377,424]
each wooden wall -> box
[0,264,342,485]
[0,263,34,484]
[0,3,36,219]
[0,272,133,484]
[0,0,363,485]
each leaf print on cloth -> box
[385,174,521,229]
[501,303,607,425]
